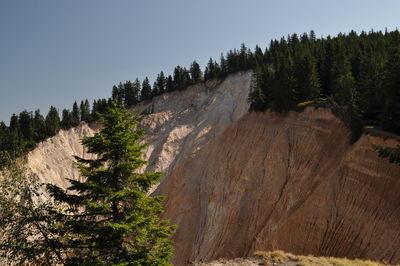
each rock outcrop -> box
[156,108,400,265]
[27,122,96,189]
[136,71,252,179]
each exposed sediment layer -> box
[156,108,400,265]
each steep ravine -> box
[22,71,400,265]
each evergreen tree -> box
[0,122,8,153]
[133,78,141,103]
[226,50,240,73]
[141,77,152,101]
[239,43,249,69]
[152,81,159,96]
[190,60,203,83]
[33,110,46,142]
[112,85,120,103]
[18,110,34,143]
[293,51,321,101]
[124,80,136,107]
[270,58,296,112]
[47,104,176,265]
[60,109,73,129]
[80,100,91,122]
[249,65,272,111]
[219,53,228,78]
[72,101,80,126]
[165,75,174,92]
[173,66,189,90]
[9,114,19,133]
[156,72,166,94]
[45,106,60,137]
[357,51,385,125]
[8,114,23,151]
[204,58,216,80]
[381,36,400,133]
[254,45,264,66]
[91,99,99,121]
[118,82,126,105]
[330,50,358,108]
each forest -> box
[1,29,400,165]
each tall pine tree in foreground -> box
[47,103,175,265]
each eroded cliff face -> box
[156,108,400,265]
[26,71,252,189]
[27,122,97,189]
[22,71,400,265]
[136,71,252,178]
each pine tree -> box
[141,77,152,101]
[91,99,99,121]
[60,109,73,129]
[45,106,60,137]
[124,80,136,107]
[33,110,46,142]
[330,50,358,108]
[80,100,91,122]
[165,75,174,92]
[133,78,141,103]
[8,114,23,151]
[173,66,189,90]
[294,51,321,101]
[112,85,120,103]
[18,110,34,143]
[118,82,126,105]
[152,81,159,96]
[190,60,202,83]
[72,101,80,126]
[238,43,249,69]
[156,72,166,94]
[219,53,228,78]
[204,58,216,80]
[47,104,176,265]
[381,35,400,133]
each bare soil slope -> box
[27,122,96,189]
[156,108,400,265]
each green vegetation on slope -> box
[0,104,176,265]
[249,30,400,140]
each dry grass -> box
[254,250,389,266]
[297,98,328,108]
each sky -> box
[0,0,399,123]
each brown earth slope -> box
[21,72,400,265]
[156,107,400,265]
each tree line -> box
[0,42,255,166]
[249,30,400,139]
[2,29,400,166]
[0,99,111,165]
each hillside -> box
[22,72,400,265]
[157,107,400,265]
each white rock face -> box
[27,122,97,189]
[136,71,253,179]
[25,71,253,189]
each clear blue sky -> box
[1,0,399,123]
